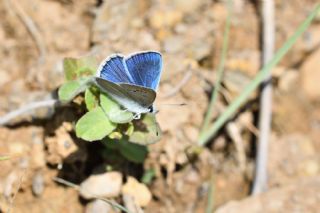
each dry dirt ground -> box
[0,0,320,212]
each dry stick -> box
[7,169,26,213]
[53,177,132,213]
[0,99,58,126]
[252,0,275,195]
[198,4,320,145]
[161,69,193,98]
[5,0,46,63]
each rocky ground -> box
[0,0,320,212]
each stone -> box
[0,70,10,86]
[148,8,183,29]
[279,70,299,92]
[85,199,111,213]
[216,176,320,213]
[31,134,46,168]
[301,48,320,100]
[163,36,184,53]
[80,172,122,199]
[121,176,152,207]
[32,172,44,197]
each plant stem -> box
[198,3,320,146]
[200,0,232,135]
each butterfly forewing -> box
[97,55,134,84]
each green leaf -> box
[118,140,148,163]
[63,57,98,81]
[76,107,116,142]
[109,131,123,140]
[85,87,99,111]
[141,169,155,184]
[0,156,10,161]
[58,78,90,103]
[101,138,119,150]
[100,93,134,123]
[125,123,134,136]
[102,138,148,163]
[129,114,162,145]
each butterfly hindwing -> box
[118,83,156,108]
[125,51,162,90]
[95,78,155,111]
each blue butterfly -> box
[94,51,163,119]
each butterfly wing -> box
[94,78,155,113]
[125,51,162,90]
[96,54,134,84]
[118,83,156,108]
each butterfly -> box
[94,51,163,119]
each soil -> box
[1,0,320,212]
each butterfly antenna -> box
[158,103,187,106]
[153,103,187,114]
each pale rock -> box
[3,171,18,198]
[80,172,122,199]
[301,160,319,176]
[121,176,152,207]
[85,199,111,213]
[173,0,206,13]
[148,8,183,29]
[278,69,299,92]
[301,48,320,100]
[0,70,10,86]
[122,194,144,213]
[163,36,184,53]
[183,125,199,142]
[32,172,44,197]
[31,134,46,168]
[216,176,320,213]
[8,142,27,155]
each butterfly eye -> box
[148,106,154,113]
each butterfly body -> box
[94,51,162,118]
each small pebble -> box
[80,172,123,199]
[85,199,111,213]
[32,172,44,197]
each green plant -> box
[58,57,162,162]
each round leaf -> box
[100,93,134,123]
[85,87,99,111]
[76,107,116,141]
[58,78,91,103]
[63,57,98,81]
[129,114,162,145]
[119,140,148,163]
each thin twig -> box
[53,177,132,213]
[0,99,58,126]
[205,174,215,213]
[198,4,320,146]
[252,0,275,195]
[5,0,46,63]
[160,69,193,98]
[226,122,246,172]
[200,0,232,136]
[7,169,26,213]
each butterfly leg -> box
[133,113,141,120]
